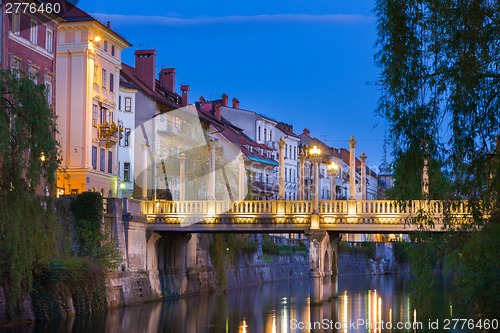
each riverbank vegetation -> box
[375,0,499,319]
[0,71,117,322]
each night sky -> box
[79,0,386,171]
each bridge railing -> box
[320,201,348,214]
[138,199,473,225]
[218,201,277,214]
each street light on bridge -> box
[309,146,321,213]
[328,161,339,200]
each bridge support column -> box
[306,230,340,304]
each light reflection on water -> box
[0,275,470,333]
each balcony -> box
[98,122,119,148]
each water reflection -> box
[0,275,470,333]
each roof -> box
[197,106,278,167]
[339,148,378,178]
[61,2,131,47]
[121,63,182,109]
[299,132,342,160]
[276,122,300,139]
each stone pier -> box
[305,230,340,304]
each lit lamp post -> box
[40,152,47,196]
[119,182,126,198]
[328,162,339,200]
[309,145,321,213]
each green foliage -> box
[0,70,60,318]
[453,219,500,319]
[392,242,411,264]
[262,235,279,255]
[70,193,102,258]
[209,234,227,288]
[292,245,308,253]
[0,193,57,318]
[31,258,107,320]
[375,0,500,318]
[71,192,103,225]
[338,241,375,258]
[70,192,121,270]
[0,70,60,193]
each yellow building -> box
[55,8,130,196]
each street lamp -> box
[309,146,321,213]
[328,162,339,200]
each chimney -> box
[181,84,189,106]
[232,97,239,109]
[107,21,111,28]
[303,128,310,136]
[215,104,222,120]
[221,93,228,107]
[160,68,176,92]
[134,50,157,91]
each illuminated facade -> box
[55,7,130,196]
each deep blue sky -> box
[79,0,386,170]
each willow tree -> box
[375,0,500,318]
[0,70,60,316]
[375,0,499,214]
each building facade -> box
[1,0,62,105]
[120,49,189,199]
[55,7,130,196]
[117,81,138,198]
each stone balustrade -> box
[128,199,477,233]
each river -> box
[2,274,484,333]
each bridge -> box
[128,199,471,233]
[116,198,473,304]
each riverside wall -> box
[1,233,405,327]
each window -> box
[125,97,132,112]
[111,45,116,56]
[12,13,21,35]
[124,128,131,146]
[285,167,288,182]
[110,73,114,92]
[100,149,105,171]
[258,126,261,141]
[100,107,106,125]
[46,29,53,53]
[264,128,267,141]
[28,66,38,83]
[108,151,113,173]
[118,96,122,111]
[92,104,98,127]
[30,20,38,45]
[11,58,21,78]
[269,130,272,141]
[104,41,108,52]
[45,80,53,105]
[102,69,107,88]
[92,146,97,170]
[123,163,130,181]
